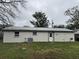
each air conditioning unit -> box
[28,38,33,43]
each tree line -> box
[30,6,79,30]
[0,0,79,30]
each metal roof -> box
[3,27,73,32]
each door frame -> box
[48,32,54,42]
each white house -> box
[3,27,75,43]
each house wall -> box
[3,31,49,43]
[3,31,75,43]
[54,32,74,42]
[33,32,49,42]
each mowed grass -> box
[0,41,79,59]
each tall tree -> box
[65,6,79,30]
[0,0,26,28]
[30,12,49,27]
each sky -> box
[14,0,79,27]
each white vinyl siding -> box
[54,32,74,42]
[3,31,49,43]
[3,31,74,43]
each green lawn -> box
[0,41,79,59]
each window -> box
[33,31,37,35]
[15,32,19,37]
[50,33,52,37]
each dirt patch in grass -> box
[28,48,64,59]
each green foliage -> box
[0,42,79,59]
[54,25,65,28]
[30,12,49,27]
[65,6,79,30]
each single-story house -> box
[3,27,75,43]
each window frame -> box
[14,32,19,37]
[33,31,37,35]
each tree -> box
[0,0,26,28]
[65,6,79,30]
[54,25,65,28]
[66,24,75,30]
[30,12,49,27]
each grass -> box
[0,41,79,59]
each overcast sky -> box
[14,0,79,27]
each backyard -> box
[0,41,79,59]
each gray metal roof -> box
[3,27,74,32]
